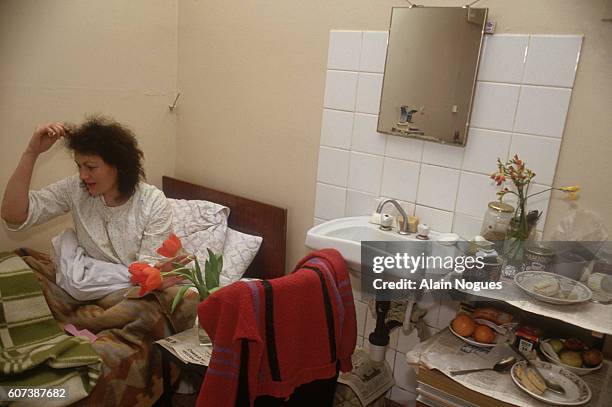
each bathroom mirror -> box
[378,7,487,146]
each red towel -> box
[196,249,357,407]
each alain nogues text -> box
[370,253,503,292]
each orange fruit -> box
[451,314,475,337]
[473,325,496,344]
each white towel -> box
[52,229,133,301]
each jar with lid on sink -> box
[481,201,514,242]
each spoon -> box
[450,356,516,376]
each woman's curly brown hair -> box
[64,116,145,198]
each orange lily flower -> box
[157,233,182,258]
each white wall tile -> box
[320,109,354,149]
[389,386,417,405]
[359,31,388,73]
[348,152,384,195]
[422,142,464,169]
[355,73,383,114]
[478,34,528,83]
[455,171,499,218]
[381,158,420,202]
[346,189,378,216]
[526,183,552,226]
[436,300,460,330]
[514,86,572,139]
[352,113,387,155]
[415,205,454,233]
[323,70,358,111]
[452,213,484,239]
[397,328,420,354]
[385,348,397,372]
[463,128,512,174]
[313,218,326,227]
[523,35,582,88]
[349,268,363,300]
[386,135,424,162]
[393,351,418,392]
[504,182,552,228]
[509,134,561,185]
[354,299,367,337]
[470,82,520,131]
[317,147,350,187]
[327,30,363,71]
[416,165,460,211]
[314,183,346,220]
[420,292,440,327]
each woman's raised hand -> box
[26,122,67,155]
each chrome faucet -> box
[376,199,410,235]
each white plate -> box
[540,339,603,376]
[448,325,501,348]
[514,271,592,305]
[511,360,591,405]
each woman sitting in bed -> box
[1,116,174,270]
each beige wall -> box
[0,0,179,252]
[176,0,612,269]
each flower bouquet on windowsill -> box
[490,155,580,275]
[128,233,223,343]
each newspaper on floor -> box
[156,327,212,366]
[406,329,611,407]
[337,347,394,406]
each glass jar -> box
[481,201,514,241]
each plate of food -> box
[449,313,505,348]
[514,271,592,305]
[511,360,591,405]
[540,338,603,376]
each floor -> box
[165,393,405,406]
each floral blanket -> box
[15,248,198,407]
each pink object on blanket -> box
[64,324,98,343]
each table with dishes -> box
[407,328,611,406]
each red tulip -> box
[139,266,163,296]
[157,233,182,258]
[128,262,150,284]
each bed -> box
[6,177,288,407]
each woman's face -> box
[74,152,119,197]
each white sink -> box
[305,216,454,270]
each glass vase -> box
[194,315,211,346]
[502,210,538,278]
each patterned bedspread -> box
[12,248,198,407]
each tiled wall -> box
[315,31,582,237]
[316,31,582,403]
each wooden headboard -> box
[162,176,287,280]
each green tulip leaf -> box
[171,285,190,314]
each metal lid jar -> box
[481,201,514,241]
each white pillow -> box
[219,228,263,286]
[168,199,229,260]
